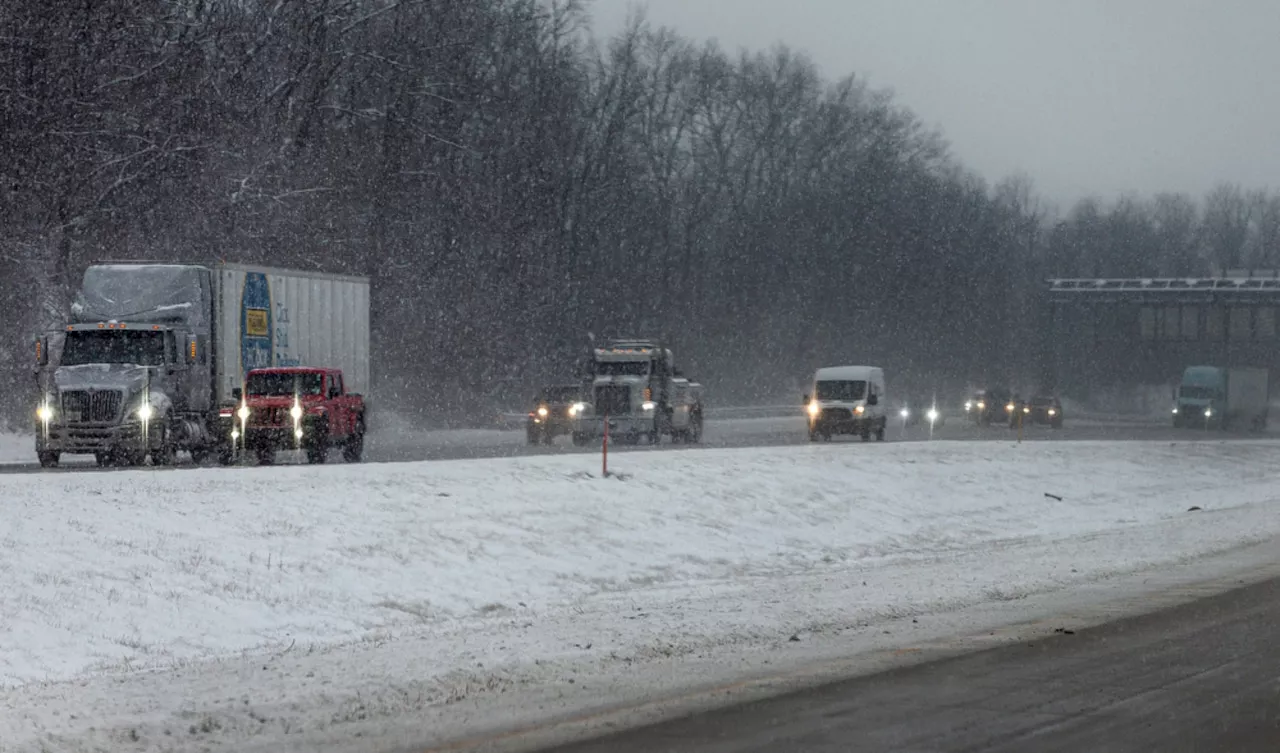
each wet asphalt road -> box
[541,575,1280,753]
[3,412,1270,474]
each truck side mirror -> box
[868,394,879,406]
[232,387,243,401]
[35,336,49,367]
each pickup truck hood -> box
[54,363,152,393]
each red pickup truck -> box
[228,367,366,465]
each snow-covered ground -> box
[2,440,1280,751]
[0,431,31,464]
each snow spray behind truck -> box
[33,263,370,467]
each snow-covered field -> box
[0,431,31,464]
[3,440,1280,751]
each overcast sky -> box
[588,0,1279,210]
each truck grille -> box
[821,407,853,421]
[251,407,287,427]
[594,385,631,416]
[61,389,123,423]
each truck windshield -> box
[247,372,323,396]
[61,330,166,366]
[816,380,867,401]
[1179,386,1214,399]
[596,361,649,377]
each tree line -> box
[0,0,1272,426]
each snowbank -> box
[2,439,1279,693]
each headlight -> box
[1204,408,1212,418]
[1172,407,1179,414]
[807,401,820,417]
[1047,409,1056,416]
[642,401,656,411]
[231,428,240,440]
[1022,406,1031,414]
[294,428,304,440]
[1005,403,1015,412]
[964,401,972,411]
[899,408,909,419]
[137,402,153,421]
[976,401,986,410]
[36,404,54,422]
[236,403,250,421]
[537,406,549,417]
[570,402,586,416]
[926,408,939,422]
[854,405,865,415]
[290,403,304,421]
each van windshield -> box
[1179,385,1214,400]
[816,380,866,401]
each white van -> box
[803,365,888,441]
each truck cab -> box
[228,367,365,464]
[35,317,204,468]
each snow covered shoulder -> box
[3,441,1280,750]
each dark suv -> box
[527,385,584,445]
[1019,394,1064,428]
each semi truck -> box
[33,262,370,467]
[1171,365,1269,430]
[571,338,704,445]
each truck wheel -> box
[95,452,111,468]
[217,446,236,466]
[342,429,365,463]
[256,445,275,465]
[649,430,660,445]
[152,445,177,466]
[38,451,59,469]
[875,424,886,441]
[306,446,327,464]
[190,447,211,465]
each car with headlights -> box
[964,387,1015,425]
[1018,394,1064,428]
[896,396,946,427]
[527,384,585,445]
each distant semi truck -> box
[1171,365,1269,430]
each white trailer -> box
[1225,367,1269,429]
[214,264,371,402]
